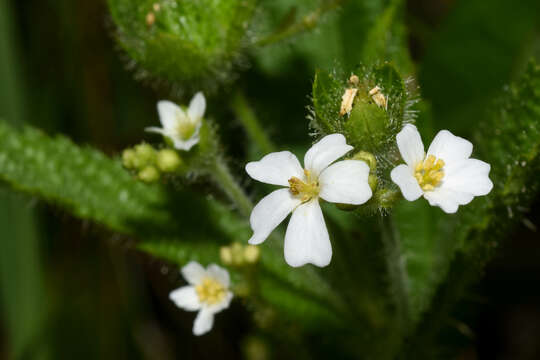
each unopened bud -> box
[244,245,260,264]
[157,149,182,172]
[352,151,377,171]
[368,174,378,192]
[138,166,160,183]
[220,246,233,265]
[122,149,137,169]
[134,143,156,168]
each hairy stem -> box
[231,91,275,155]
[255,0,345,47]
[211,157,253,218]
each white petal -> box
[245,151,304,186]
[169,286,201,311]
[442,159,493,196]
[157,100,184,130]
[206,291,233,313]
[427,130,473,164]
[188,92,206,121]
[284,200,332,267]
[304,134,353,177]
[193,308,214,336]
[390,164,423,201]
[423,188,474,214]
[172,134,200,151]
[318,160,372,205]
[145,126,167,135]
[206,264,230,288]
[396,124,425,167]
[181,261,206,285]
[249,188,302,245]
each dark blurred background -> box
[0,0,539,359]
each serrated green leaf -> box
[403,62,540,358]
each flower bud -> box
[122,149,137,169]
[138,166,160,183]
[157,149,182,173]
[351,151,377,171]
[220,246,233,265]
[244,245,260,264]
[133,143,156,169]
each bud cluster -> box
[122,143,183,183]
[220,242,260,267]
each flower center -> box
[288,169,320,202]
[174,110,198,140]
[414,155,445,191]
[195,277,227,305]
[175,120,196,140]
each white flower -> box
[146,92,206,151]
[245,134,373,267]
[390,124,493,213]
[169,261,233,336]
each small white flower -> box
[169,261,233,336]
[390,124,493,213]
[146,92,206,151]
[245,134,373,267]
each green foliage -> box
[360,0,414,75]
[0,121,345,330]
[397,62,540,358]
[420,0,540,133]
[108,0,257,93]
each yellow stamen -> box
[414,154,445,191]
[195,278,227,305]
[288,169,320,202]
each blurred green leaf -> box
[420,0,540,133]
[360,0,414,75]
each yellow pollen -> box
[195,278,227,305]
[288,169,320,202]
[414,155,445,191]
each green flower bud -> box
[352,151,377,171]
[122,149,137,169]
[133,143,156,169]
[138,165,160,183]
[156,149,182,173]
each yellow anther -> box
[288,169,319,202]
[369,86,388,110]
[414,155,445,191]
[195,278,227,305]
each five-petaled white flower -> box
[390,124,493,213]
[245,134,372,267]
[169,261,233,336]
[146,92,206,151]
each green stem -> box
[380,215,410,332]
[211,156,253,218]
[254,0,345,47]
[231,91,275,155]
